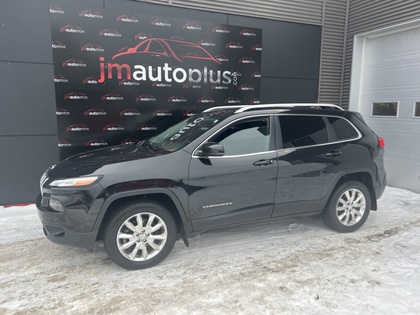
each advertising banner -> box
[49,3,262,159]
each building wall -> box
[0,0,59,205]
[344,0,420,108]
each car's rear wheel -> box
[103,201,177,270]
[322,181,371,233]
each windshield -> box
[145,110,233,152]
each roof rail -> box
[203,105,244,112]
[203,103,343,113]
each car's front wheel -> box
[103,201,177,270]
[322,181,371,233]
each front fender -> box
[94,187,192,237]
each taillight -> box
[378,137,385,149]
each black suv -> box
[37,104,387,269]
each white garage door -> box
[356,26,420,193]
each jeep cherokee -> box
[37,104,387,269]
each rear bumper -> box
[375,173,387,200]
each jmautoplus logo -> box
[239,29,256,36]
[153,109,172,117]
[58,139,71,147]
[60,25,85,34]
[102,93,123,101]
[98,38,237,86]
[84,108,107,116]
[99,29,122,37]
[135,32,153,40]
[54,75,68,83]
[121,138,139,145]
[79,10,103,19]
[81,43,104,52]
[226,42,243,49]
[52,40,66,49]
[117,14,139,23]
[103,124,125,131]
[199,39,216,47]
[168,95,187,103]
[151,18,171,27]
[183,22,202,31]
[136,94,157,102]
[66,124,89,132]
[120,108,141,116]
[197,96,215,104]
[62,59,86,67]
[56,107,70,115]
[212,26,229,34]
[119,80,140,86]
[137,124,157,131]
[250,97,261,104]
[86,139,108,147]
[82,76,99,84]
[64,92,88,100]
[50,5,64,14]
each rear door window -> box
[278,116,328,148]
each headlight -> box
[49,176,100,187]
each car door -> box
[272,114,348,217]
[188,116,278,231]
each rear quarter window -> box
[327,117,359,141]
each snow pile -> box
[0,186,419,314]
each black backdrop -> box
[50,3,262,159]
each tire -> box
[322,181,371,233]
[103,201,177,270]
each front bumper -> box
[40,222,98,250]
[36,191,102,250]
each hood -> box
[47,142,167,179]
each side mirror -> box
[199,142,225,157]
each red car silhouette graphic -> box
[112,38,221,64]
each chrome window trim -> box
[191,113,363,158]
[276,114,362,149]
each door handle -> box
[325,150,342,157]
[253,159,274,166]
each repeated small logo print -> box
[79,10,103,19]
[60,25,85,34]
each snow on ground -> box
[1,186,420,315]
